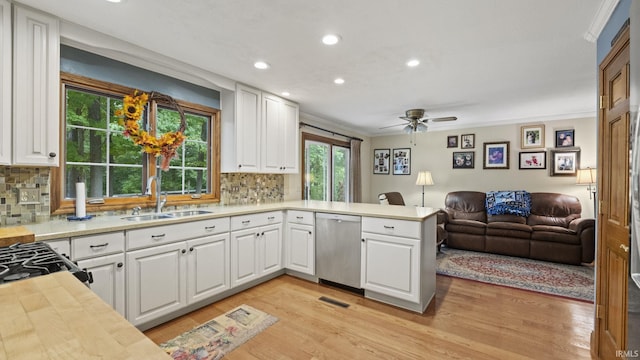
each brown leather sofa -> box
[443,191,595,265]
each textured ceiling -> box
[17,0,603,136]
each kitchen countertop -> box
[24,200,440,241]
[0,271,170,359]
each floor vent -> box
[319,296,350,308]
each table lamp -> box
[415,171,434,207]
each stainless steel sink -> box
[165,210,213,217]
[122,210,213,221]
[123,214,174,221]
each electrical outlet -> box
[17,188,40,204]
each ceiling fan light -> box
[403,124,414,134]
[416,123,428,132]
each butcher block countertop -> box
[0,272,170,359]
[0,226,34,247]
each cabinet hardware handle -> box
[117,262,124,268]
[620,244,630,252]
[238,164,242,168]
[242,220,251,224]
[383,225,395,230]
[151,234,166,239]
[296,216,304,220]
[181,249,187,254]
[362,238,365,242]
[261,232,265,236]
[205,225,216,230]
[308,231,312,235]
[49,152,56,158]
[89,243,109,249]
[189,247,194,252]
[267,216,275,220]
[256,233,260,237]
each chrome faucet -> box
[146,175,167,213]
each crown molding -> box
[584,0,620,42]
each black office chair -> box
[378,192,406,205]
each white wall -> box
[369,117,598,218]
[283,114,372,202]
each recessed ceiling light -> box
[407,59,420,67]
[105,0,122,3]
[334,78,345,85]
[281,91,290,97]
[254,61,270,70]
[322,34,341,45]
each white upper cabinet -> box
[262,93,299,173]
[12,5,59,166]
[221,83,299,173]
[0,0,11,165]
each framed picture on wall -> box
[447,135,458,148]
[555,129,575,148]
[373,149,390,174]
[518,151,546,170]
[453,151,475,169]
[521,124,545,149]
[392,148,411,175]
[483,141,510,169]
[550,149,580,176]
[461,134,475,149]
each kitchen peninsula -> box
[21,201,439,329]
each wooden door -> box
[595,26,630,359]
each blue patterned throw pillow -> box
[485,190,531,217]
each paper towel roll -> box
[75,182,86,217]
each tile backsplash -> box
[0,167,51,226]
[0,166,284,225]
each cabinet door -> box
[0,0,10,165]
[12,6,59,166]
[187,234,230,305]
[280,100,299,173]
[126,242,187,326]
[77,253,125,317]
[230,228,259,287]
[262,94,283,173]
[259,223,282,275]
[285,223,314,275]
[361,232,420,303]
[235,84,261,172]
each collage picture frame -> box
[393,148,411,175]
[373,148,390,174]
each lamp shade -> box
[416,171,434,186]
[576,168,597,185]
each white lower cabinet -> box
[71,232,126,316]
[77,253,125,316]
[285,210,314,275]
[361,231,420,303]
[186,233,230,304]
[126,241,187,327]
[230,211,283,287]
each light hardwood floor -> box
[144,275,594,359]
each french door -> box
[302,133,350,202]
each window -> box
[302,133,350,201]
[53,73,220,214]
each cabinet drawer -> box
[126,217,230,250]
[231,211,282,231]
[44,239,71,258]
[362,217,421,239]
[287,210,314,225]
[72,232,125,260]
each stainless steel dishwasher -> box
[315,212,362,289]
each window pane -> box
[185,169,208,195]
[332,146,350,202]
[185,141,207,167]
[110,166,144,196]
[65,165,107,199]
[66,127,107,163]
[110,131,144,165]
[158,167,183,194]
[65,89,109,129]
[305,141,329,201]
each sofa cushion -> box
[445,191,487,222]
[487,214,527,224]
[486,222,532,239]
[485,190,531,217]
[527,192,581,227]
[531,225,579,245]
[446,219,487,235]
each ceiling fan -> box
[381,109,457,133]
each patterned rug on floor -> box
[160,304,278,360]
[436,247,594,302]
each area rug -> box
[160,304,278,360]
[436,247,594,302]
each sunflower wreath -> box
[116,90,187,171]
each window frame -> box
[52,72,220,215]
[300,132,350,201]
